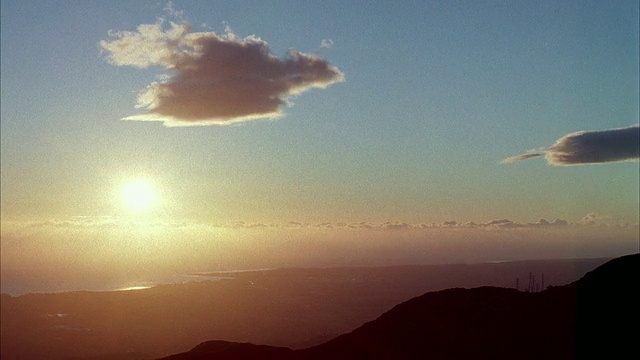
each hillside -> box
[158,254,639,359]
[2,258,606,360]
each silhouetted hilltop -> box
[159,341,295,360]
[575,251,637,291]
[574,253,639,359]
[299,287,575,359]
[157,254,639,360]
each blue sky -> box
[1,0,638,224]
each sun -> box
[120,179,158,212]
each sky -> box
[1,1,639,294]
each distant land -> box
[158,254,639,359]
[0,257,614,360]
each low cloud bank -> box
[183,216,631,230]
[6,213,635,233]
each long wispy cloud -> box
[100,20,344,126]
[502,124,640,166]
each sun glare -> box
[121,179,158,212]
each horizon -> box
[1,254,624,297]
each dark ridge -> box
[299,286,575,360]
[575,252,638,291]
[575,253,639,359]
[156,254,639,360]
[157,341,294,360]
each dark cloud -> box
[100,20,344,126]
[502,125,639,166]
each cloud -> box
[381,222,413,230]
[502,125,640,166]
[229,221,269,229]
[23,216,190,229]
[417,218,570,229]
[580,213,603,226]
[100,20,344,126]
[501,152,543,164]
[5,214,633,236]
[320,39,334,48]
[531,219,569,227]
[163,1,184,20]
[227,217,622,230]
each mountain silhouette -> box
[158,341,295,360]
[156,253,639,360]
[2,258,609,360]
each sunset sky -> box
[1,1,638,294]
